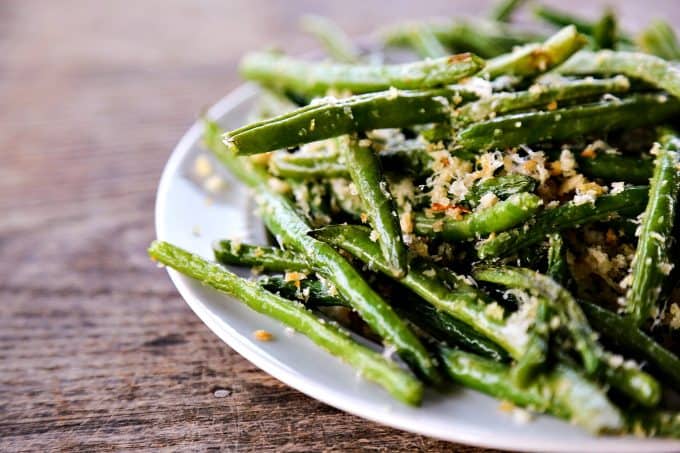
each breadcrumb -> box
[253,330,273,341]
[193,154,213,178]
[204,175,226,194]
[669,304,680,329]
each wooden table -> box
[1,1,677,450]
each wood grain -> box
[1,1,679,451]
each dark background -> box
[2,1,679,451]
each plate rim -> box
[155,83,680,452]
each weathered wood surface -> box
[1,1,678,451]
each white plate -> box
[155,84,680,452]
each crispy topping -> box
[253,330,273,341]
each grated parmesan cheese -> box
[572,181,606,205]
[253,330,273,341]
[619,273,633,290]
[478,192,499,210]
[422,268,437,278]
[409,238,429,257]
[559,149,577,176]
[669,304,680,329]
[267,177,290,194]
[658,262,674,275]
[611,182,625,195]
[204,175,227,194]
[193,154,213,178]
[399,210,414,234]
[484,302,505,321]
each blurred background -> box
[1,1,679,451]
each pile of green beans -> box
[151,1,680,438]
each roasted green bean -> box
[225,88,475,155]
[625,132,680,325]
[477,185,648,258]
[439,347,623,433]
[338,135,408,276]
[310,224,532,358]
[638,19,680,60]
[453,76,630,125]
[457,94,680,151]
[300,15,361,63]
[149,241,423,405]
[559,50,680,100]
[472,265,661,407]
[240,51,484,97]
[485,26,586,79]
[581,300,680,389]
[214,239,308,272]
[414,193,542,241]
[207,120,440,383]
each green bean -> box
[625,133,680,326]
[290,180,334,227]
[257,275,345,307]
[254,89,299,120]
[466,174,537,206]
[485,26,586,79]
[439,347,623,433]
[310,224,531,358]
[239,51,484,97]
[401,24,448,59]
[472,265,661,407]
[206,120,440,383]
[449,21,541,58]
[638,19,680,61]
[239,248,509,362]
[384,20,541,59]
[627,410,680,438]
[559,50,680,100]
[489,0,525,22]
[532,5,633,45]
[454,75,631,125]
[477,185,649,259]
[414,192,542,241]
[268,140,436,180]
[473,265,600,373]
[592,9,617,50]
[449,21,543,58]
[533,5,596,34]
[511,296,549,387]
[329,178,364,218]
[148,241,423,405]
[608,217,640,239]
[300,15,361,63]
[457,94,680,151]
[268,146,340,176]
[547,233,568,285]
[339,135,407,277]
[213,239,307,272]
[271,149,339,167]
[602,363,661,409]
[380,142,436,177]
[577,152,653,184]
[269,151,348,179]
[257,269,508,361]
[581,300,680,390]
[224,88,475,155]
[203,120,268,185]
[418,123,455,142]
[399,301,509,362]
